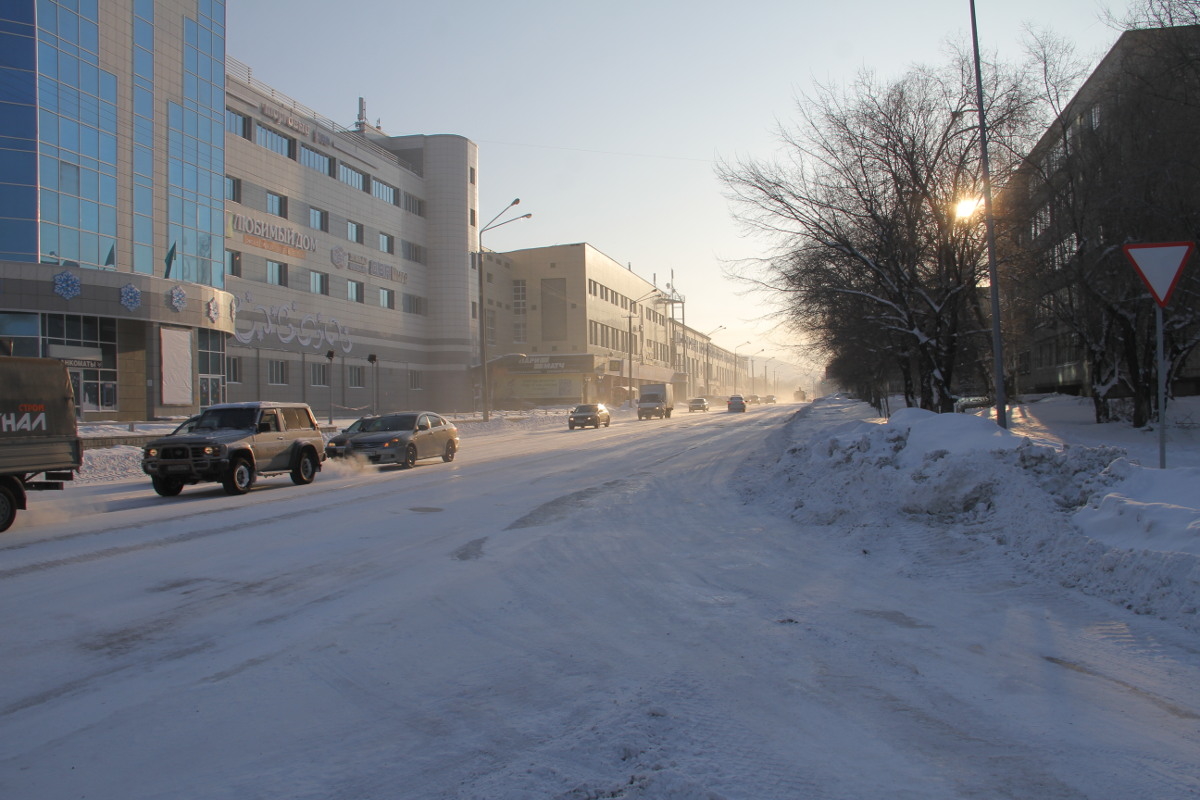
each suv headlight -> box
[202,445,219,456]
[146,447,158,458]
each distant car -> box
[763,395,777,404]
[727,395,747,412]
[326,411,458,467]
[746,394,761,404]
[568,403,611,429]
[687,397,709,412]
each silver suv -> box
[142,402,326,496]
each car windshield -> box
[573,405,597,413]
[344,416,375,434]
[362,414,417,432]
[193,407,258,430]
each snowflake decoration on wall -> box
[53,270,81,301]
[206,297,220,323]
[169,285,187,312]
[119,283,142,311]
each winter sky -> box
[227,0,1124,391]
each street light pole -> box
[733,341,751,395]
[703,325,724,396]
[969,0,1008,429]
[477,198,532,422]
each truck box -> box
[637,383,675,420]
[0,357,82,530]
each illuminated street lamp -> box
[478,199,532,421]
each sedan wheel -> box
[442,441,457,462]
[401,443,418,469]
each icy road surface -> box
[1,401,1198,799]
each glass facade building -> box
[0,0,234,419]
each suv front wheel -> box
[222,455,255,495]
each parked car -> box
[687,397,709,412]
[142,401,325,496]
[327,411,459,467]
[727,395,747,412]
[568,403,611,429]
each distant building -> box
[490,244,742,407]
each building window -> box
[309,207,328,231]
[380,287,395,309]
[267,359,288,385]
[225,249,241,277]
[402,240,427,264]
[255,122,295,158]
[485,309,496,346]
[378,232,394,254]
[470,208,477,227]
[267,260,288,286]
[310,271,329,295]
[348,280,364,303]
[226,356,242,384]
[347,220,364,243]
[338,163,366,190]
[409,370,423,391]
[226,108,250,138]
[371,178,397,204]
[310,361,328,387]
[402,293,427,315]
[469,166,476,185]
[266,191,287,218]
[300,144,333,176]
[348,365,365,388]
[402,191,425,216]
[225,175,241,202]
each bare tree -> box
[721,51,1038,412]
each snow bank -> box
[749,395,1200,633]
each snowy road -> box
[1,403,1198,799]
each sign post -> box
[1122,242,1195,468]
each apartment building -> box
[1000,25,1200,402]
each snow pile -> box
[750,395,1200,633]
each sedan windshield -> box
[573,405,597,413]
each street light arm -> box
[481,212,533,236]
[481,198,520,233]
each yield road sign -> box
[1123,241,1194,308]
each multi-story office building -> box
[0,1,482,421]
[490,244,741,406]
[0,0,234,420]
[222,61,478,419]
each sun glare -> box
[955,197,983,219]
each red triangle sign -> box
[1123,241,1194,308]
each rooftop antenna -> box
[355,97,367,133]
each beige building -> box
[484,244,742,407]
